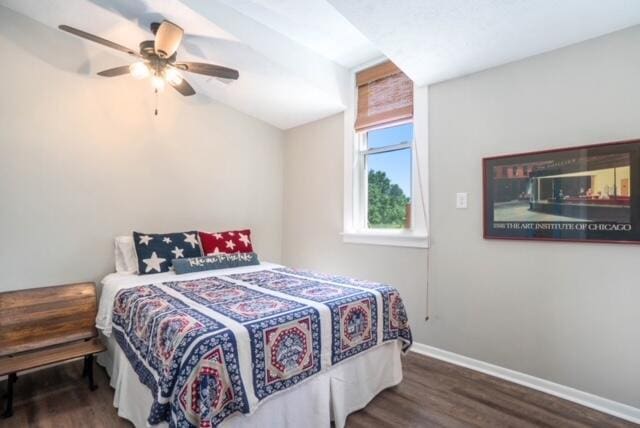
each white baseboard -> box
[410,342,640,425]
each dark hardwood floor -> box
[0,352,635,427]
[0,359,130,428]
[346,353,636,428]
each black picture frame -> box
[483,139,640,244]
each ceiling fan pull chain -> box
[154,88,159,116]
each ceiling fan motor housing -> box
[139,40,156,57]
[139,40,177,74]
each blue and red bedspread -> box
[111,266,412,427]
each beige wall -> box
[0,7,284,291]
[282,114,429,342]
[283,26,640,407]
[428,25,640,407]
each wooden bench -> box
[0,282,106,418]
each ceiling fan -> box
[58,21,240,97]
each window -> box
[361,123,413,229]
[343,60,428,248]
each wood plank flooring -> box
[346,352,636,428]
[0,352,635,427]
[0,359,129,428]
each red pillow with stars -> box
[199,229,254,255]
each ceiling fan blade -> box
[169,78,196,96]
[154,21,183,58]
[58,25,140,57]
[175,62,239,80]
[97,65,131,77]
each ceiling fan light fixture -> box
[164,68,183,86]
[154,21,184,58]
[151,75,165,91]
[129,62,150,80]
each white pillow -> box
[114,235,138,274]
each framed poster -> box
[483,139,640,244]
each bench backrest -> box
[0,282,98,357]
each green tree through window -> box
[368,170,410,228]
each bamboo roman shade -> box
[355,61,413,131]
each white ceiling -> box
[0,0,371,129]
[213,0,380,69]
[1,0,640,129]
[328,0,640,86]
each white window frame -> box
[357,122,413,230]
[342,59,429,248]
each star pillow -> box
[133,231,203,275]
[198,229,254,256]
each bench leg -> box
[86,355,98,391]
[2,373,17,418]
[82,355,89,378]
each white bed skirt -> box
[98,335,403,428]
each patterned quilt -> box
[111,266,412,427]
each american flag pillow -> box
[133,231,203,275]
[198,229,253,255]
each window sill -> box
[341,230,429,248]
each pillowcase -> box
[114,236,138,274]
[173,252,260,275]
[199,229,254,255]
[133,231,203,275]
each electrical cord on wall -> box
[413,136,431,322]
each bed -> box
[96,262,412,428]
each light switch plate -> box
[456,192,468,209]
